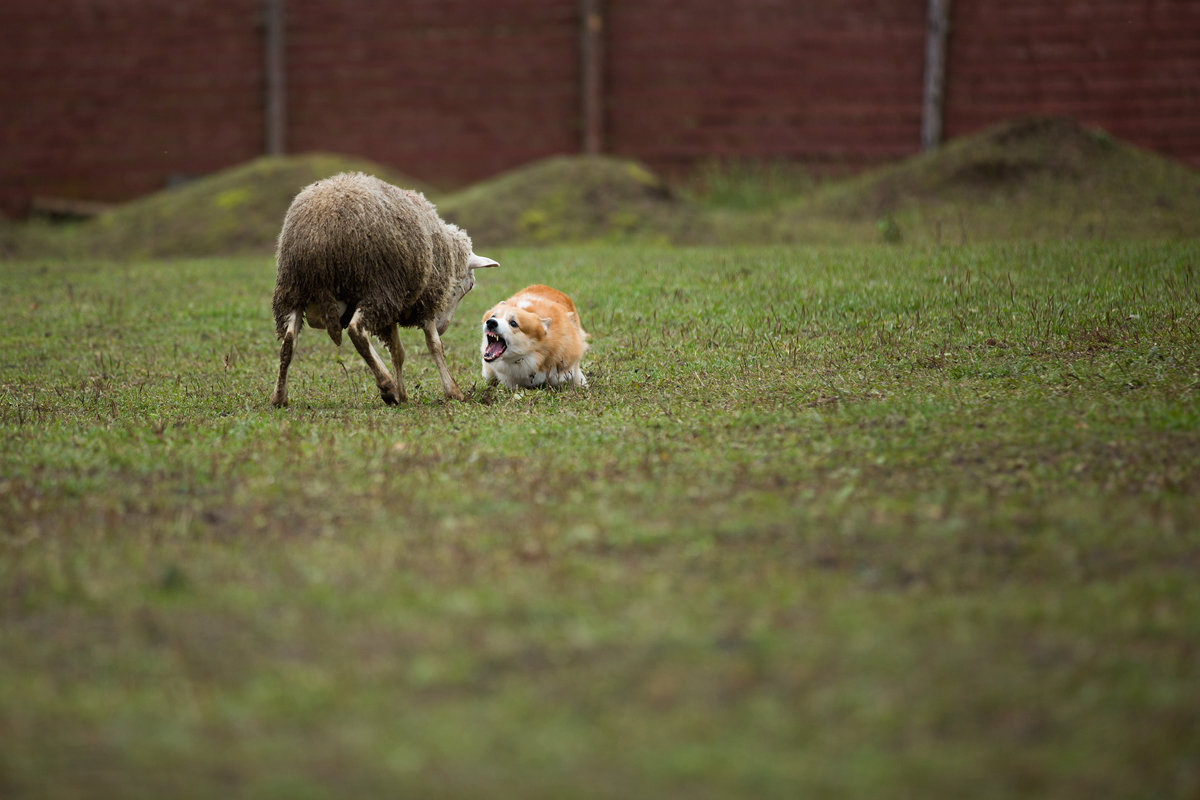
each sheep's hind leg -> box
[382,323,408,403]
[347,309,403,405]
[270,311,302,407]
[422,321,466,402]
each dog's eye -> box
[509,319,518,328]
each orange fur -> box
[481,284,589,388]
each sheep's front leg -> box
[347,309,403,405]
[270,311,302,407]
[382,323,408,403]
[422,321,466,401]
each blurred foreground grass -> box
[1,242,1199,798]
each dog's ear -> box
[540,317,552,332]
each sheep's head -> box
[436,253,499,335]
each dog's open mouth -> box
[483,332,507,362]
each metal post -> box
[264,0,286,156]
[580,0,604,155]
[920,0,950,151]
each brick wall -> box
[0,0,581,217]
[1,0,1197,219]
[944,0,1200,165]
[285,0,580,187]
[0,0,264,217]
[605,0,928,171]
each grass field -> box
[2,241,1199,798]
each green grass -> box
[683,159,824,212]
[2,242,1200,798]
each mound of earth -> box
[437,155,693,247]
[82,153,424,258]
[778,117,1200,242]
[7,117,1197,258]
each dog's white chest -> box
[483,357,585,389]
[484,358,546,388]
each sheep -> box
[269,172,498,407]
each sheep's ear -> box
[540,317,552,331]
[469,253,499,270]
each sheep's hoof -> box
[446,388,466,402]
[380,385,405,405]
[269,392,288,408]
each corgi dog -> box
[481,284,589,389]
